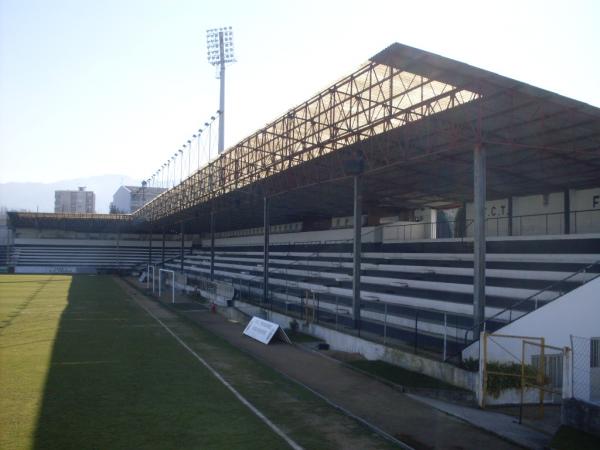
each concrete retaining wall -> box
[232,300,477,391]
[561,398,600,437]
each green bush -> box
[486,361,546,398]
[460,357,479,372]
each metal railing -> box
[382,208,600,241]
[462,260,600,346]
[173,214,600,364]
[227,267,469,361]
[200,208,600,247]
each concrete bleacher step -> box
[166,236,600,356]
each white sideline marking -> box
[130,292,303,450]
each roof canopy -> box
[10,43,600,233]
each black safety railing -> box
[200,208,600,247]
[163,207,600,365]
[462,260,600,346]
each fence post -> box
[383,303,388,345]
[414,311,419,353]
[335,295,339,330]
[562,345,573,400]
[443,312,447,361]
[519,216,522,235]
[477,331,487,408]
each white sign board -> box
[243,317,282,345]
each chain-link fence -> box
[570,335,600,405]
[226,272,466,361]
[478,332,566,418]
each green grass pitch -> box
[0,274,291,450]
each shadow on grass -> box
[32,275,286,450]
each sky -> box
[1,0,599,185]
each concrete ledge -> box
[234,299,477,391]
[561,398,600,437]
[408,394,550,450]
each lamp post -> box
[206,26,235,154]
[191,136,196,174]
[205,122,211,160]
[171,155,176,187]
[197,129,203,169]
[178,148,184,182]
[186,139,192,177]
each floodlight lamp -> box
[210,116,215,120]
[206,26,235,65]
[187,139,191,144]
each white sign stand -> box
[243,317,291,345]
[159,268,176,304]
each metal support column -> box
[117,225,121,271]
[460,201,467,237]
[473,144,486,336]
[161,230,166,265]
[263,196,270,304]
[210,210,215,281]
[352,175,362,329]
[218,32,226,154]
[507,196,513,236]
[564,189,571,234]
[148,228,152,266]
[180,222,185,272]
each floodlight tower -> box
[206,26,235,154]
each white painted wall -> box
[201,226,380,247]
[464,187,600,237]
[466,198,510,237]
[513,192,565,235]
[14,237,189,248]
[571,187,600,234]
[464,276,600,364]
[494,276,600,348]
[112,186,131,213]
[380,207,438,242]
[14,228,187,241]
[382,221,427,241]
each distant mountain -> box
[0,175,139,213]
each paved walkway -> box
[159,315,527,447]
[406,395,550,450]
[130,278,550,449]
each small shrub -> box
[486,361,547,398]
[461,357,479,372]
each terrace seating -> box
[0,245,8,270]
[11,242,182,272]
[165,235,600,356]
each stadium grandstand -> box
[4,43,600,409]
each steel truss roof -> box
[6,212,144,233]
[135,44,483,223]
[9,43,600,233]
[134,43,600,232]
